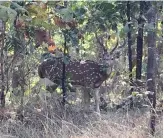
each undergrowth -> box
[0,92,162,138]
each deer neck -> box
[100,61,113,78]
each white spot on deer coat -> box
[80,61,86,64]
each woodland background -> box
[0,1,163,138]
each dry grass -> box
[0,93,162,138]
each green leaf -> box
[10,2,22,10]
[57,8,73,22]
[15,7,28,15]
[0,5,9,22]
[7,7,17,24]
[96,2,115,12]
[132,92,139,96]
[0,5,17,23]
[0,1,10,7]
[74,7,86,17]
[56,87,62,94]
[47,1,57,7]
[119,28,126,38]
[123,22,132,33]
[110,71,116,78]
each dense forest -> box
[0,1,163,138]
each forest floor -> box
[0,92,162,138]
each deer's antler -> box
[95,31,119,55]
[109,36,119,55]
[95,32,108,53]
[110,38,127,55]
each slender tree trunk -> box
[12,24,26,122]
[136,1,144,80]
[146,3,157,136]
[0,20,5,108]
[156,2,163,95]
[127,2,133,85]
[62,33,67,105]
[127,2,133,108]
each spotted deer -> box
[38,33,126,113]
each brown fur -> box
[38,57,109,88]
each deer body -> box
[38,56,112,113]
[38,57,110,88]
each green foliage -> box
[0,5,17,23]
[10,2,28,15]
[56,7,74,22]
[132,91,139,96]
[123,22,133,33]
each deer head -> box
[94,32,126,75]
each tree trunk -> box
[0,20,5,108]
[12,27,26,122]
[136,1,144,80]
[127,2,133,109]
[127,2,133,87]
[146,2,157,136]
[62,33,67,105]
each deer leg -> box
[67,83,76,92]
[94,88,100,114]
[82,87,90,112]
